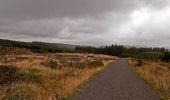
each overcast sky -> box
[0,0,170,48]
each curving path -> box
[73,59,160,100]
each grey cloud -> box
[142,0,170,9]
[0,0,140,20]
[0,0,170,48]
[0,11,127,39]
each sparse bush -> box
[42,59,62,69]
[67,56,81,62]
[161,52,170,62]
[87,60,104,68]
[15,56,28,61]
[60,60,104,69]
[0,65,20,85]
[2,86,36,100]
[0,65,43,85]
[65,61,87,68]
[0,56,8,64]
[16,56,22,60]
[136,59,143,66]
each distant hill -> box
[32,41,76,50]
[0,39,77,53]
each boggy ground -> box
[0,51,117,100]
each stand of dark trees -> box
[75,44,170,62]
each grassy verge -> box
[128,59,170,100]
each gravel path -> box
[73,59,160,100]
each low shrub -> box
[0,65,43,85]
[42,59,62,69]
[0,65,20,85]
[87,60,104,68]
[65,62,87,68]
[161,52,170,62]
[2,86,36,100]
[136,59,143,66]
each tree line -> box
[75,44,170,62]
[0,39,169,62]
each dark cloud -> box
[0,0,170,48]
[0,0,140,19]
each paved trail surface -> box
[73,59,160,100]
